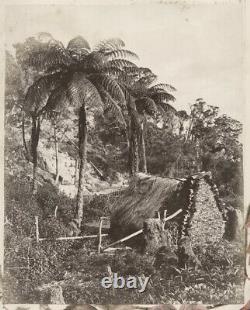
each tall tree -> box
[117,67,176,174]
[19,33,138,227]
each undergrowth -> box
[4,174,244,304]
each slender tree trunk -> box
[127,99,139,176]
[195,139,201,172]
[53,124,60,184]
[74,158,78,185]
[139,121,147,173]
[22,112,31,162]
[31,115,41,194]
[129,114,139,176]
[76,106,88,227]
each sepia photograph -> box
[1,0,247,306]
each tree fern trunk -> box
[74,158,78,185]
[76,106,87,228]
[31,115,40,194]
[54,124,59,184]
[129,114,139,176]
[139,121,147,173]
[22,112,31,162]
[127,99,139,176]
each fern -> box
[105,59,137,70]
[88,74,126,105]
[100,89,127,129]
[67,72,103,110]
[150,83,177,92]
[105,49,139,61]
[24,72,66,115]
[135,97,158,116]
[94,38,125,52]
[67,36,91,51]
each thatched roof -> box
[110,172,225,245]
[110,173,183,240]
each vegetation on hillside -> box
[4,33,244,304]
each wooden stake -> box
[35,216,39,243]
[163,209,183,222]
[54,205,58,218]
[163,210,167,219]
[38,234,108,241]
[98,218,103,254]
[103,229,143,250]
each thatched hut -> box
[110,172,226,261]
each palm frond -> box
[67,36,91,51]
[150,83,177,92]
[94,38,125,52]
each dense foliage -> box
[4,33,244,304]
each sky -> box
[4,1,245,122]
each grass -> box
[3,174,245,304]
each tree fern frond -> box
[67,72,104,110]
[99,89,127,129]
[94,38,125,52]
[134,74,157,88]
[24,72,66,115]
[16,38,72,72]
[151,91,176,103]
[45,86,69,115]
[156,101,177,115]
[81,52,107,72]
[88,74,126,105]
[119,84,133,103]
[150,83,177,92]
[68,48,90,62]
[102,67,123,77]
[135,97,158,117]
[105,49,139,61]
[37,32,54,43]
[67,36,91,51]
[105,59,137,70]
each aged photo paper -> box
[0,0,250,308]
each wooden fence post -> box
[98,218,103,254]
[35,216,39,243]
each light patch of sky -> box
[4,1,244,122]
